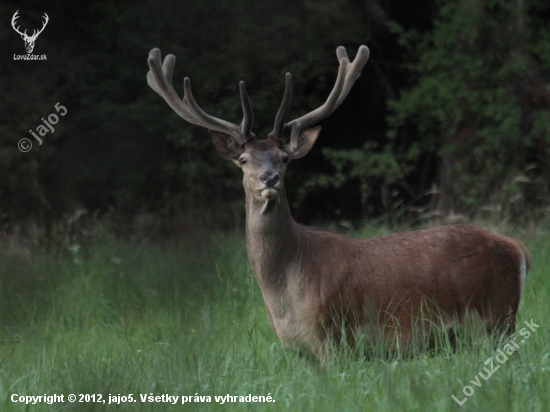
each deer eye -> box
[282,155,289,164]
[239,157,247,165]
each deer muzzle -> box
[259,172,281,201]
[260,187,279,201]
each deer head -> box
[11,11,49,54]
[146,46,369,210]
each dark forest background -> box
[1,0,550,238]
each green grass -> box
[0,226,548,411]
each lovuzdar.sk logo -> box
[11,10,48,61]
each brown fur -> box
[229,139,531,360]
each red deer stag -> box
[147,46,531,361]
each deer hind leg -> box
[492,304,518,337]
[482,294,520,349]
[484,245,527,343]
[501,248,528,337]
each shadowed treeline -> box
[1,0,549,235]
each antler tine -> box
[32,13,49,38]
[182,77,250,144]
[288,57,348,130]
[11,11,27,36]
[334,45,370,108]
[238,82,255,141]
[269,73,293,140]
[336,46,349,61]
[147,48,254,146]
[147,49,200,124]
[279,45,369,151]
[162,52,175,85]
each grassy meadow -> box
[0,224,548,411]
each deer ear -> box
[209,130,242,160]
[287,126,322,159]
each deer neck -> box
[244,187,302,290]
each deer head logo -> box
[11,11,49,54]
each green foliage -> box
[387,0,550,216]
[302,142,408,215]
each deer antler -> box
[269,45,370,152]
[11,11,27,37]
[11,11,49,40]
[29,13,49,41]
[147,48,255,146]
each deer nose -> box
[260,172,280,187]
